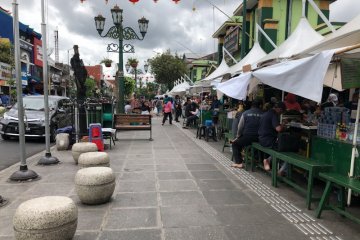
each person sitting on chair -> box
[183,101,199,129]
[230,99,263,168]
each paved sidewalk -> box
[0,117,359,240]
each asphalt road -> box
[0,136,51,171]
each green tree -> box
[148,50,187,91]
[124,76,135,98]
[85,78,96,97]
[0,40,13,65]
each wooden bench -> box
[114,114,153,141]
[273,152,332,209]
[315,172,360,224]
[249,142,278,173]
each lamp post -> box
[9,0,38,181]
[38,0,59,165]
[94,5,149,113]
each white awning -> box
[216,72,252,100]
[253,50,335,103]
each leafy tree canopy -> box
[85,78,96,97]
[124,76,135,98]
[0,40,13,65]
[148,50,187,91]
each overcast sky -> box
[1,0,360,77]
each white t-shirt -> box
[125,104,132,113]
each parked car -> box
[0,95,73,141]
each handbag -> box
[276,133,300,152]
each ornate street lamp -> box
[125,63,130,73]
[94,5,149,113]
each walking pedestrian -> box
[162,96,173,125]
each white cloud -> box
[2,0,356,75]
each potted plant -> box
[100,58,113,67]
[127,58,139,68]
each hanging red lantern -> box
[172,0,180,3]
[129,0,139,4]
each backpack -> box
[156,100,162,108]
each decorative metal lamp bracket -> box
[107,43,135,53]
[102,26,143,40]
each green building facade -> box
[214,0,334,64]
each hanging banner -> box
[33,38,43,67]
[0,62,12,81]
[341,57,360,89]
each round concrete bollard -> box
[78,152,110,168]
[13,196,78,240]
[75,167,115,205]
[56,133,70,151]
[71,142,98,164]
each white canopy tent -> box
[258,17,324,65]
[300,14,360,55]
[169,81,191,96]
[202,54,230,82]
[228,42,267,76]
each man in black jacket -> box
[231,99,263,168]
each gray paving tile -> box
[116,181,156,192]
[99,229,161,240]
[183,158,217,164]
[224,224,305,240]
[161,205,220,227]
[104,208,158,229]
[0,214,13,236]
[118,172,156,181]
[213,205,285,226]
[159,180,198,192]
[77,210,107,231]
[160,191,206,206]
[203,190,252,205]
[186,164,219,171]
[164,226,228,240]
[123,164,155,172]
[155,153,182,159]
[112,192,158,208]
[191,171,228,180]
[196,179,241,191]
[155,158,184,164]
[156,164,187,171]
[40,172,76,183]
[157,171,192,180]
[126,158,155,165]
[23,182,74,197]
[73,231,99,240]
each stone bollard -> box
[13,196,78,240]
[75,167,115,205]
[71,142,98,164]
[56,133,70,151]
[78,152,110,168]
